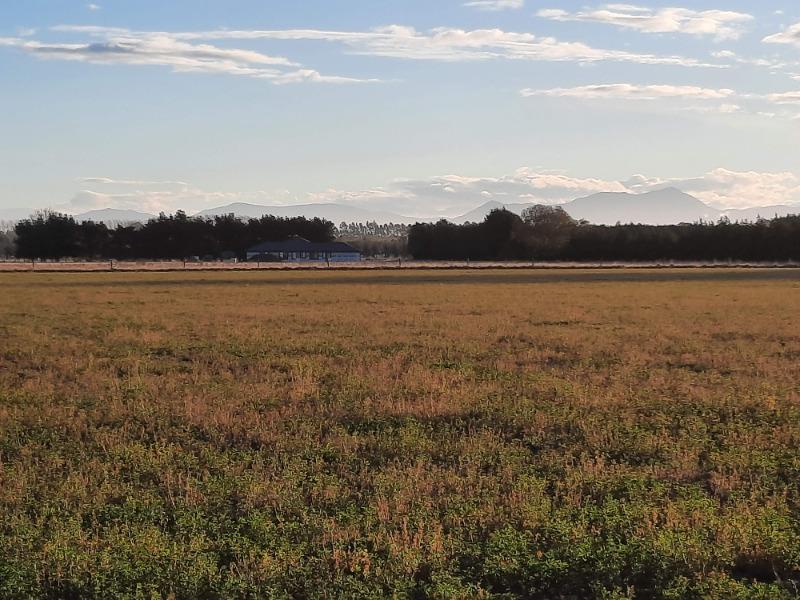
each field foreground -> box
[1,269,799,599]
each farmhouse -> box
[246,237,362,262]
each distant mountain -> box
[724,205,800,222]
[73,208,155,224]
[452,201,537,224]
[195,202,417,225]
[452,188,776,226]
[453,201,506,224]
[0,207,37,223]
[562,188,721,226]
[5,193,798,231]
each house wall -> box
[246,251,362,262]
[328,253,362,262]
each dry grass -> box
[0,269,799,599]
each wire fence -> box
[2,259,800,272]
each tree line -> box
[7,206,800,262]
[12,212,335,260]
[0,229,14,258]
[335,222,410,257]
[336,222,409,238]
[344,236,408,258]
[408,207,800,262]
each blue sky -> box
[2,0,800,218]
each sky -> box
[2,0,800,219]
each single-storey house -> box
[246,237,362,262]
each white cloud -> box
[424,169,629,201]
[710,49,790,70]
[538,5,753,41]
[62,167,800,217]
[647,168,800,209]
[319,170,631,216]
[718,103,742,113]
[79,177,190,187]
[63,170,630,218]
[521,83,800,120]
[221,25,716,66]
[86,3,102,11]
[767,91,800,104]
[332,168,800,213]
[56,24,719,68]
[464,0,524,11]
[0,30,375,84]
[521,83,734,100]
[66,185,282,215]
[764,22,800,48]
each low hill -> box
[73,209,156,225]
[195,202,416,225]
[453,188,740,226]
[563,188,721,226]
[724,205,800,222]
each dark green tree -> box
[521,205,579,258]
[15,212,82,259]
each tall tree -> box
[15,212,82,259]
[521,205,579,258]
[0,230,15,258]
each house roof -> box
[247,237,360,254]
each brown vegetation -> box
[0,269,799,598]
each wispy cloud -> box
[79,177,190,187]
[683,103,742,114]
[464,0,524,11]
[0,29,376,84]
[397,170,629,208]
[766,91,800,105]
[520,82,800,120]
[521,83,735,100]
[90,24,723,67]
[710,49,791,71]
[538,5,754,41]
[764,22,800,48]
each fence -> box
[2,259,800,273]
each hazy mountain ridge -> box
[195,202,417,224]
[723,205,800,222]
[453,189,800,226]
[73,209,157,224]
[562,188,721,226]
[0,208,43,224]
[3,190,799,227]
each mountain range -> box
[0,207,42,223]
[453,188,800,226]
[2,189,798,227]
[72,208,157,224]
[194,202,414,224]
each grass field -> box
[1,269,799,599]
